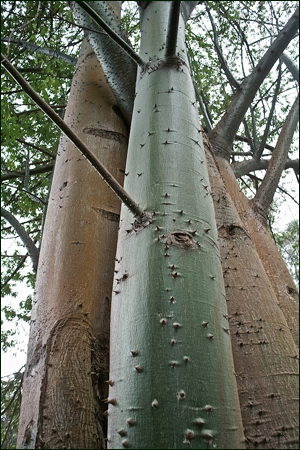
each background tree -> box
[1,1,299,449]
[274,219,299,288]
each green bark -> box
[107,3,245,449]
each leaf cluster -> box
[1,369,23,449]
[1,1,82,315]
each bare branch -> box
[1,37,77,66]
[253,94,299,214]
[165,2,181,58]
[71,1,137,124]
[1,207,39,272]
[206,7,255,153]
[256,64,282,159]
[1,255,28,289]
[280,52,299,83]
[15,138,55,158]
[1,53,144,218]
[233,157,299,178]
[209,6,299,160]
[206,7,239,89]
[187,51,213,131]
[1,163,54,181]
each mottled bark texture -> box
[215,155,299,352]
[17,39,128,449]
[203,132,299,449]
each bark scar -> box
[165,231,199,249]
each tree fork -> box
[209,6,299,159]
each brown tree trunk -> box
[17,39,128,449]
[203,134,299,449]
[216,156,299,350]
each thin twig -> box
[1,373,23,416]
[1,54,144,218]
[15,138,55,158]
[1,255,28,289]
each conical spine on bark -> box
[17,39,128,449]
[108,3,245,449]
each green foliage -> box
[1,0,82,345]
[1,9,82,443]
[121,2,140,52]
[1,370,23,449]
[1,1,298,445]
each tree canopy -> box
[1,1,299,448]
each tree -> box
[274,219,299,288]
[1,1,299,449]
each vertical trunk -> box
[216,156,299,350]
[17,39,128,449]
[203,137,299,449]
[107,3,245,449]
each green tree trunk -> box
[107,2,245,448]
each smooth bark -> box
[74,1,144,66]
[108,3,244,448]
[71,0,138,123]
[281,52,299,83]
[1,53,142,217]
[17,39,128,449]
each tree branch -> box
[209,6,299,160]
[165,2,181,58]
[202,126,275,152]
[1,37,77,66]
[253,94,299,214]
[187,51,213,131]
[1,53,144,218]
[280,52,299,83]
[15,138,55,158]
[1,163,54,181]
[232,157,299,178]
[206,7,255,153]
[195,86,213,132]
[74,1,144,66]
[255,64,282,159]
[206,7,239,89]
[180,2,198,24]
[1,255,28,289]
[1,207,39,272]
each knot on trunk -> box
[166,231,199,249]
